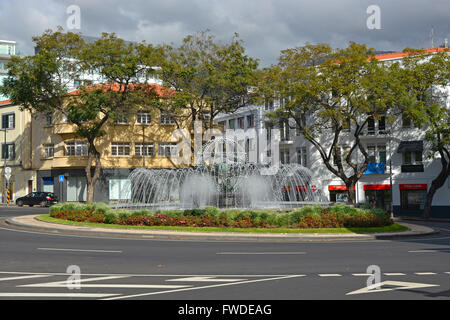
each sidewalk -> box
[5,214,439,242]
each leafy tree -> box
[261,42,404,203]
[400,49,450,219]
[157,31,259,131]
[0,28,161,202]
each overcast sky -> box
[0,0,449,66]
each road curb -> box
[3,215,439,242]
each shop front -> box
[364,184,391,211]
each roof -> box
[0,99,12,106]
[68,82,175,97]
[374,48,448,61]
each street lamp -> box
[1,128,7,204]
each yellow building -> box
[0,99,36,202]
[31,87,192,202]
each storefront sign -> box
[364,184,391,191]
[328,185,356,191]
[399,184,427,190]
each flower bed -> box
[49,203,393,229]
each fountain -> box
[116,136,328,210]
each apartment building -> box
[30,85,190,203]
[215,49,450,218]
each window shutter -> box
[1,115,7,129]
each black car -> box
[16,192,58,207]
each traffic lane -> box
[1,224,450,276]
[0,206,50,218]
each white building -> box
[215,48,450,218]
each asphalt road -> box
[1,206,450,301]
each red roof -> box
[374,48,448,61]
[0,99,12,106]
[69,83,174,97]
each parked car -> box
[16,192,58,207]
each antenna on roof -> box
[429,26,435,48]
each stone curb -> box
[3,215,439,243]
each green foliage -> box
[49,203,392,229]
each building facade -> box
[215,49,450,218]
[30,93,190,203]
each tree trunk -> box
[423,150,449,219]
[85,144,102,203]
[346,182,356,204]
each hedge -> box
[49,203,393,229]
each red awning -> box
[399,184,427,190]
[329,185,347,191]
[364,184,391,191]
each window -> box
[114,113,128,124]
[228,119,236,130]
[401,190,426,210]
[1,143,14,160]
[237,117,245,129]
[402,114,414,128]
[65,141,88,156]
[280,120,290,141]
[43,144,54,158]
[247,114,255,128]
[265,98,274,111]
[297,147,307,167]
[295,115,307,135]
[280,150,290,164]
[158,142,177,157]
[160,112,175,125]
[109,178,131,200]
[137,110,152,124]
[367,144,386,163]
[45,113,53,126]
[1,113,15,129]
[111,142,131,156]
[334,145,351,165]
[403,151,423,165]
[367,116,386,135]
[135,143,155,157]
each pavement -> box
[4,214,439,242]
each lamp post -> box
[142,124,146,168]
[1,128,7,204]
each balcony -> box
[364,162,386,174]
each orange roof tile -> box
[374,48,448,61]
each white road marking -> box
[408,250,438,253]
[384,273,406,276]
[0,293,120,298]
[347,281,439,295]
[20,275,190,289]
[414,272,437,275]
[166,276,245,282]
[37,248,122,253]
[216,252,306,255]
[0,275,52,282]
[102,275,306,300]
[352,274,371,277]
[318,274,342,277]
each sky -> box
[0,0,449,67]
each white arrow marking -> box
[346,281,439,295]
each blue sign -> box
[59,175,65,183]
[364,163,386,175]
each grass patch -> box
[38,214,408,234]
